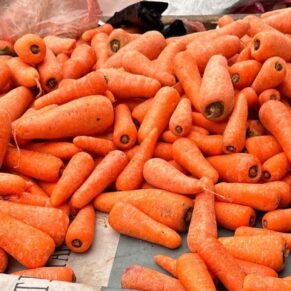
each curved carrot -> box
[0,110,11,168]
[192,112,227,134]
[81,24,113,42]
[0,173,30,195]
[263,209,291,232]
[246,120,265,137]
[258,89,281,106]
[154,142,173,161]
[131,98,154,125]
[279,63,291,98]
[0,61,12,91]
[218,15,234,27]
[0,248,8,272]
[91,32,110,68]
[44,36,76,55]
[154,254,177,277]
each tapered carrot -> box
[109,202,182,248]
[219,235,288,271]
[192,112,227,134]
[3,146,64,182]
[263,209,291,232]
[215,202,256,230]
[138,87,180,142]
[218,15,234,27]
[73,136,116,156]
[94,188,193,232]
[81,24,113,42]
[0,248,8,273]
[131,98,154,125]
[0,173,30,195]
[173,138,219,183]
[259,100,291,162]
[0,110,11,168]
[121,265,185,291]
[71,150,128,208]
[208,153,261,183]
[229,60,262,89]
[244,15,276,37]
[177,253,216,291]
[17,96,113,139]
[50,152,94,207]
[245,135,282,163]
[0,212,55,268]
[279,63,291,98]
[44,36,76,55]
[258,89,281,106]
[0,61,12,91]
[143,158,203,195]
[154,142,173,161]
[90,32,110,69]
[33,71,107,108]
[116,128,158,191]
[214,182,283,211]
[65,205,95,253]
[12,267,76,282]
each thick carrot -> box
[0,173,30,195]
[33,71,107,108]
[246,120,265,137]
[109,202,182,249]
[245,135,282,163]
[138,87,180,142]
[154,142,173,161]
[71,150,128,208]
[14,34,46,65]
[154,254,177,277]
[12,267,75,282]
[3,146,64,182]
[17,96,113,139]
[0,110,11,168]
[0,212,55,268]
[73,136,116,156]
[214,182,282,211]
[0,248,8,273]
[192,112,227,134]
[121,265,185,291]
[218,15,234,27]
[259,100,291,162]
[244,15,276,37]
[0,61,12,91]
[173,138,219,183]
[207,153,262,183]
[109,29,139,54]
[279,63,291,98]
[219,235,288,271]
[215,202,256,230]
[94,188,193,232]
[258,89,281,106]
[177,253,216,291]
[261,7,291,19]
[91,32,110,68]
[229,60,262,89]
[44,36,76,55]
[116,128,158,191]
[50,152,94,207]
[143,158,203,195]
[131,98,154,125]
[81,24,113,42]
[263,209,291,232]
[65,205,95,253]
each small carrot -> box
[215,202,256,231]
[0,212,55,268]
[154,254,177,277]
[91,32,110,68]
[214,182,282,211]
[263,209,291,232]
[108,28,139,53]
[81,24,113,42]
[219,235,288,271]
[121,265,185,291]
[154,142,173,161]
[0,248,8,273]
[246,120,265,137]
[71,150,128,208]
[0,173,30,195]
[259,100,291,162]
[258,89,281,106]
[279,63,291,98]
[94,188,193,232]
[218,15,234,27]
[109,202,182,249]
[192,112,227,134]
[0,61,12,91]
[12,267,75,282]
[207,153,262,183]
[0,110,11,168]
[50,152,94,207]
[173,138,219,183]
[44,36,76,55]
[131,98,154,125]
[143,158,203,195]
[116,128,158,191]
[14,34,46,65]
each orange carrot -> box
[236,259,278,277]
[263,209,291,232]
[56,53,69,67]
[38,181,56,196]
[0,248,8,272]
[192,112,227,134]
[0,173,30,195]
[0,110,11,168]
[279,63,291,98]
[0,61,12,91]
[81,24,113,42]
[154,142,173,161]
[218,15,234,27]
[71,150,128,208]
[109,202,182,249]
[91,32,110,68]
[236,42,252,62]
[2,191,49,207]
[154,254,177,277]
[258,89,281,106]
[44,36,76,55]
[261,7,291,18]
[246,120,265,137]
[244,15,276,37]
[16,174,48,198]
[131,98,154,125]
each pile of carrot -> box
[0,7,291,290]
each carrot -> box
[0,211,55,268]
[0,173,30,195]
[244,15,276,37]
[258,89,281,106]
[71,150,128,208]
[229,60,262,89]
[154,142,173,161]
[218,15,234,27]
[245,135,282,163]
[33,71,107,109]
[131,98,154,125]
[236,42,252,62]
[214,182,283,211]
[0,110,11,168]
[173,138,219,183]
[50,152,94,207]
[116,128,158,191]
[261,7,291,18]
[173,51,201,111]
[17,96,113,139]
[176,253,216,291]
[154,254,177,277]
[263,209,291,232]
[208,153,262,183]
[243,274,291,291]
[91,32,110,68]
[143,158,203,195]
[73,136,116,156]
[12,267,75,282]
[138,87,180,142]
[279,63,291,98]
[0,61,12,91]
[109,202,182,249]
[0,248,8,273]
[259,100,291,162]
[56,53,69,67]
[44,36,76,55]
[94,188,194,232]
[38,181,56,196]
[121,265,185,291]
[219,235,288,271]
[247,120,265,137]
[108,28,139,53]
[192,112,227,134]
[14,34,46,65]
[121,51,175,87]
[2,191,50,207]
[81,24,113,42]
[215,202,256,230]
[3,146,64,182]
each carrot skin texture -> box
[262,209,291,232]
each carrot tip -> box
[204,102,224,120]
[71,239,83,248]
[262,170,271,180]
[110,40,120,53]
[30,44,40,55]
[120,135,130,144]
[175,125,183,135]
[248,165,258,178]
[46,78,58,90]
[275,62,283,71]
[226,145,236,153]
[231,74,240,84]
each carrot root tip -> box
[46,78,58,90]
[226,145,236,153]
[30,44,40,54]
[275,62,283,71]
[204,102,224,120]
[231,73,240,84]
[120,135,130,144]
[254,39,260,51]
[110,40,120,53]
[71,239,83,248]
[175,125,183,135]
[248,165,258,178]
[262,170,271,180]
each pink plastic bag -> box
[0,0,102,40]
